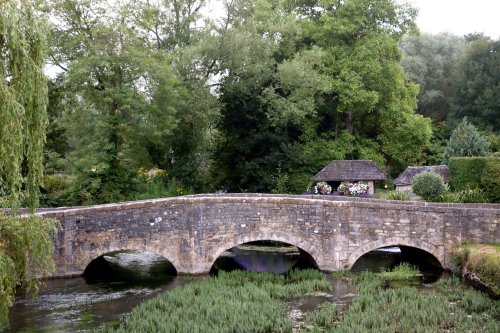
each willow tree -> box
[0,1,58,330]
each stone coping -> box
[29,193,500,218]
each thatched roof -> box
[394,165,450,186]
[312,160,387,181]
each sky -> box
[407,0,500,39]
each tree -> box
[443,118,489,164]
[449,37,500,133]
[400,33,466,122]
[212,0,431,191]
[0,1,58,329]
[44,0,217,202]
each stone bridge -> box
[39,194,499,276]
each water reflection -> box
[7,276,192,333]
[8,250,185,333]
[211,241,318,274]
[84,250,177,283]
[351,246,444,282]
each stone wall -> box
[40,194,500,276]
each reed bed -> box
[96,268,498,333]
[95,269,330,333]
[302,272,499,333]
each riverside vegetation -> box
[95,266,499,333]
[452,243,500,297]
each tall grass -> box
[383,190,411,201]
[378,262,422,281]
[96,269,498,333]
[303,272,499,332]
[95,269,330,333]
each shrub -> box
[440,187,489,203]
[40,174,74,207]
[449,156,500,202]
[412,171,447,201]
[385,191,411,201]
[480,159,500,203]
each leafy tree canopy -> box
[0,1,58,330]
[443,118,489,164]
[400,33,465,122]
[449,37,500,133]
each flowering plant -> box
[138,167,168,182]
[314,181,332,195]
[337,181,369,196]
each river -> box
[7,245,444,332]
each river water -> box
[7,245,443,332]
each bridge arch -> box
[205,230,321,273]
[75,240,181,274]
[347,237,443,269]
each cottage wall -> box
[395,185,412,193]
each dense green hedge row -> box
[449,157,500,203]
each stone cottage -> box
[312,160,387,195]
[394,165,450,192]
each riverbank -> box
[95,268,498,333]
[453,243,499,299]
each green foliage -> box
[330,273,499,332]
[412,171,447,201]
[304,302,340,329]
[400,33,466,122]
[40,174,74,207]
[0,1,59,329]
[457,244,500,295]
[95,269,330,333]
[443,119,489,164]
[384,190,411,201]
[450,247,470,275]
[270,167,290,194]
[44,0,216,204]
[211,0,430,191]
[331,273,499,332]
[439,187,489,203]
[0,0,48,209]
[331,269,353,280]
[480,158,500,203]
[449,37,500,132]
[449,156,500,202]
[378,262,422,281]
[0,214,59,331]
[448,157,488,190]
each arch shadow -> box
[207,232,321,273]
[347,237,443,269]
[77,241,180,275]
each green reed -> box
[95,269,330,333]
[302,272,499,333]
[95,268,498,333]
[378,262,422,281]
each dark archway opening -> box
[83,250,177,284]
[351,246,443,282]
[210,240,318,275]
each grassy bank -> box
[452,243,500,296]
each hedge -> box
[480,160,500,203]
[449,157,500,203]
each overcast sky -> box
[407,0,500,39]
